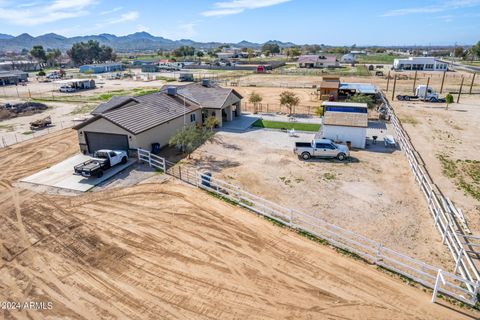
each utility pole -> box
[413,70,418,94]
[424,77,430,101]
[391,75,397,101]
[457,76,464,103]
[386,71,391,91]
[440,71,446,94]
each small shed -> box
[318,81,339,100]
[321,102,368,149]
[0,70,28,85]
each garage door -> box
[85,132,129,153]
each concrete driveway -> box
[20,154,135,192]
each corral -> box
[0,130,477,319]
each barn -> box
[73,90,202,154]
[320,102,368,149]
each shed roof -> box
[319,81,340,90]
[323,103,368,128]
[74,92,201,135]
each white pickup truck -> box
[74,149,128,178]
[294,138,350,161]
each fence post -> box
[457,76,464,103]
[432,270,445,303]
[440,71,446,94]
[469,73,476,95]
[137,149,141,162]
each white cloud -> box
[101,6,123,15]
[202,0,290,17]
[382,0,480,17]
[0,0,96,26]
[94,11,139,29]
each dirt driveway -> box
[180,128,453,269]
[0,130,477,319]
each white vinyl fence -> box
[381,93,480,293]
[138,148,479,306]
[0,120,76,149]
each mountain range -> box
[0,32,296,52]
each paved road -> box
[440,59,480,73]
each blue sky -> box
[0,0,479,45]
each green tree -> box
[67,40,115,65]
[279,91,300,115]
[261,43,280,55]
[45,49,61,67]
[169,126,213,158]
[445,93,454,110]
[454,47,465,58]
[346,94,375,109]
[172,46,195,58]
[30,45,46,63]
[471,41,480,59]
[205,116,220,131]
[314,106,324,117]
[248,91,263,114]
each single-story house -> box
[393,57,448,71]
[79,63,124,74]
[73,89,203,154]
[297,55,338,68]
[73,81,243,154]
[320,101,368,149]
[0,70,28,86]
[161,80,243,127]
[340,53,356,63]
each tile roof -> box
[75,92,201,135]
[161,83,242,109]
[91,96,136,115]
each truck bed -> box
[74,159,108,173]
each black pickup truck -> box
[74,150,128,178]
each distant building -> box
[0,60,40,72]
[79,63,124,74]
[340,53,356,63]
[393,57,448,71]
[0,70,28,86]
[321,102,368,149]
[297,55,338,68]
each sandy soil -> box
[180,129,454,269]
[392,95,480,234]
[1,131,478,319]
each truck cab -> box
[415,85,438,101]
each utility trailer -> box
[397,85,446,103]
[74,149,128,178]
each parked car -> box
[74,149,128,178]
[294,138,350,161]
[59,86,75,93]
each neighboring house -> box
[0,60,40,72]
[320,102,368,149]
[393,57,448,71]
[0,70,28,85]
[297,55,338,68]
[73,90,203,154]
[79,63,124,74]
[340,53,356,63]
[161,80,243,127]
[73,81,243,154]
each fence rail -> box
[381,92,480,291]
[0,120,76,149]
[137,148,479,306]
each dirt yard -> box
[393,95,480,235]
[180,129,454,269]
[1,131,478,319]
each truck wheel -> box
[337,153,347,161]
[97,171,103,178]
[121,157,127,164]
[404,96,410,101]
[301,152,311,160]
[397,95,404,101]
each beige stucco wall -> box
[76,109,202,152]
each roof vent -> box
[202,79,210,87]
[167,86,177,96]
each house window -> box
[190,113,196,122]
